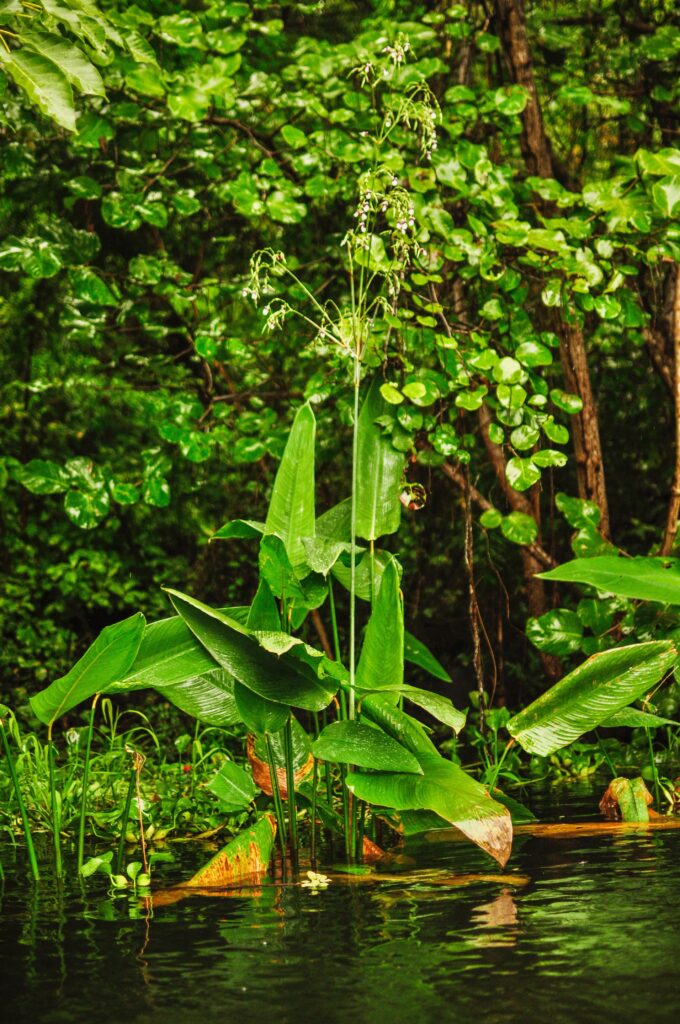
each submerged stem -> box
[77,693,100,873]
[47,727,62,878]
[283,718,298,871]
[0,717,39,881]
[116,766,136,875]
[265,732,287,866]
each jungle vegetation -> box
[1,0,680,878]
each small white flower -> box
[262,306,270,316]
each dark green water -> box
[1,784,679,1024]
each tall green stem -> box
[646,728,661,807]
[47,727,62,878]
[77,693,99,872]
[115,767,136,875]
[349,358,360,723]
[310,757,319,866]
[327,578,342,663]
[0,717,39,881]
[283,718,298,871]
[265,732,287,866]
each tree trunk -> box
[660,266,680,555]
[494,0,610,536]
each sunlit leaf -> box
[507,641,678,755]
[313,720,422,773]
[31,613,145,725]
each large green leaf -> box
[234,680,289,734]
[507,640,678,755]
[346,754,512,866]
[212,519,265,541]
[355,377,404,540]
[166,589,336,712]
[600,706,679,729]
[30,613,145,725]
[332,549,397,601]
[0,48,76,131]
[539,555,680,604]
[207,761,259,810]
[116,615,217,690]
[312,720,422,773]
[357,554,403,691]
[264,402,316,573]
[387,686,467,734]
[157,670,240,727]
[360,694,438,757]
[22,32,105,95]
[404,631,451,682]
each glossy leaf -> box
[264,402,316,573]
[166,589,336,711]
[117,615,217,690]
[207,761,259,809]
[355,377,404,540]
[396,686,467,734]
[0,48,76,131]
[507,641,678,755]
[157,670,240,727]
[31,613,145,726]
[234,680,289,734]
[212,519,265,541]
[312,720,422,773]
[22,32,106,96]
[404,631,452,682]
[540,555,680,604]
[600,706,679,729]
[357,555,403,691]
[346,754,512,866]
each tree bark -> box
[660,267,680,555]
[494,0,610,536]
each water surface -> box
[1,781,678,1024]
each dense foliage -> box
[2,1,680,870]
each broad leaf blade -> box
[31,612,145,725]
[346,754,512,867]
[313,720,422,773]
[265,402,316,572]
[539,555,680,604]
[212,519,265,541]
[181,816,276,887]
[404,631,452,682]
[507,640,677,755]
[158,670,240,727]
[396,686,466,733]
[234,680,289,734]
[0,48,77,130]
[166,589,336,711]
[23,32,105,95]
[600,706,679,729]
[355,377,404,541]
[207,761,259,809]
[116,615,217,690]
[357,554,403,691]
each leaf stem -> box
[0,717,39,881]
[47,726,62,878]
[77,693,99,873]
